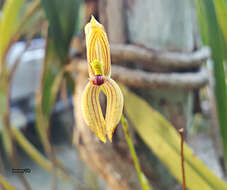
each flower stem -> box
[121,115,151,190]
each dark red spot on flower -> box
[92,75,105,86]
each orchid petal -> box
[102,78,124,141]
[82,82,106,143]
[85,16,111,77]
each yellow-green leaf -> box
[121,85,227,190]
[0,0,25,58]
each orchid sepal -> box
[81,16,123,142]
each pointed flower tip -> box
[108,134,113,142]
[100,136,107,143]
[87,15,104,31]
[90,15,96,23]
[97,131,107,143]
[89,15,100,26]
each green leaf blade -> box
[213,0,227,46]
[41,0,81,62]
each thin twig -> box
[179,128,186,190]
[66,59,208,89]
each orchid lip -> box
[92,75,105,86]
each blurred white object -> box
[7,39,45,100]
[10,108,27,128]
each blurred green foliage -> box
[0,0,82,189]
[195,0,227,166]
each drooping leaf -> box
[121,85,227,190]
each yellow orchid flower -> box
[82,16,124,143]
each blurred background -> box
[0,0,227,190]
